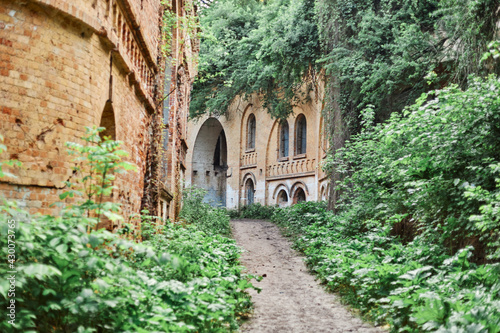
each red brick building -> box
[0,0,197,226]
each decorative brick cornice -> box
[29,0,159,111]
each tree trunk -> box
[326,20,349,212]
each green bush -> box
[325,74,500,260]
[274,76,500,332]
[0,129,255,332]
[273,203,500,332]
[179,187,231,236]
[226,203,276,220]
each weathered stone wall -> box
[186,81,329,209]
[0,0,195,225]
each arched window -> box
[247,114,256,150]
[100,100,116,140]
[279,120,289,158]
[295,114,307,155]
[245,178,254,205]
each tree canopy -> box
[190,0,320,119]
[191,0,499,126]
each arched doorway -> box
[277,189,288,207]
[293,187,306,204]
[245,178,254,205]
[191,118,227,206]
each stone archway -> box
[191,118,227,206]
[277,189,288,207]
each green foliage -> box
[483,40,500,62]
[273,202,500,332]
[465,163,500,260]
[435,0,500,81]
[324,75,500,258]
[179,187,232,236]
[317,0,499,132]
[0,131,255,332]
[274,76,500,331]
[190,0,320,119]
[0,213,254,332]
[161,0,199,59]
[61,127,137,230]
[226,203,276,220]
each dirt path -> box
[232,219,383,333]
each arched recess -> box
[277,189,288,207]
[241,172,257,205]
[272,183,290,207]
[99,100,116,140]
[191,118,227,207]
[272,183,290,200]
[245,178,255,205]
[293,188,306,204]
[320,184,328,201]
[290,181,309,204]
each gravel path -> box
[231,219,384,333]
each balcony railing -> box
[266,158,316,178]
[240,152,257,168]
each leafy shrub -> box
[0,129,255,332]
[226,203,276,220]
[274,76,500,332]
[191,0,320,119]
[325,74,500,260]
[179,187,231,236]
[273,203,500,332]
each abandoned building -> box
[0,0,197,225]
[186,86,330,209]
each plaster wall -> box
[186,82,330,209]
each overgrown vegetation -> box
[274,75,500,332]
[0,129,254,332]
[226,203,276,220]
[192,0,499,123]
[318,0,499,126]
[179,187,232,236]
[190,0,320,119]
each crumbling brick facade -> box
[0,0,196,226]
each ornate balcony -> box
[240,152,257,169]
[266,158,316,180]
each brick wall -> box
[0,0,165,228]
[0,0,197,226]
